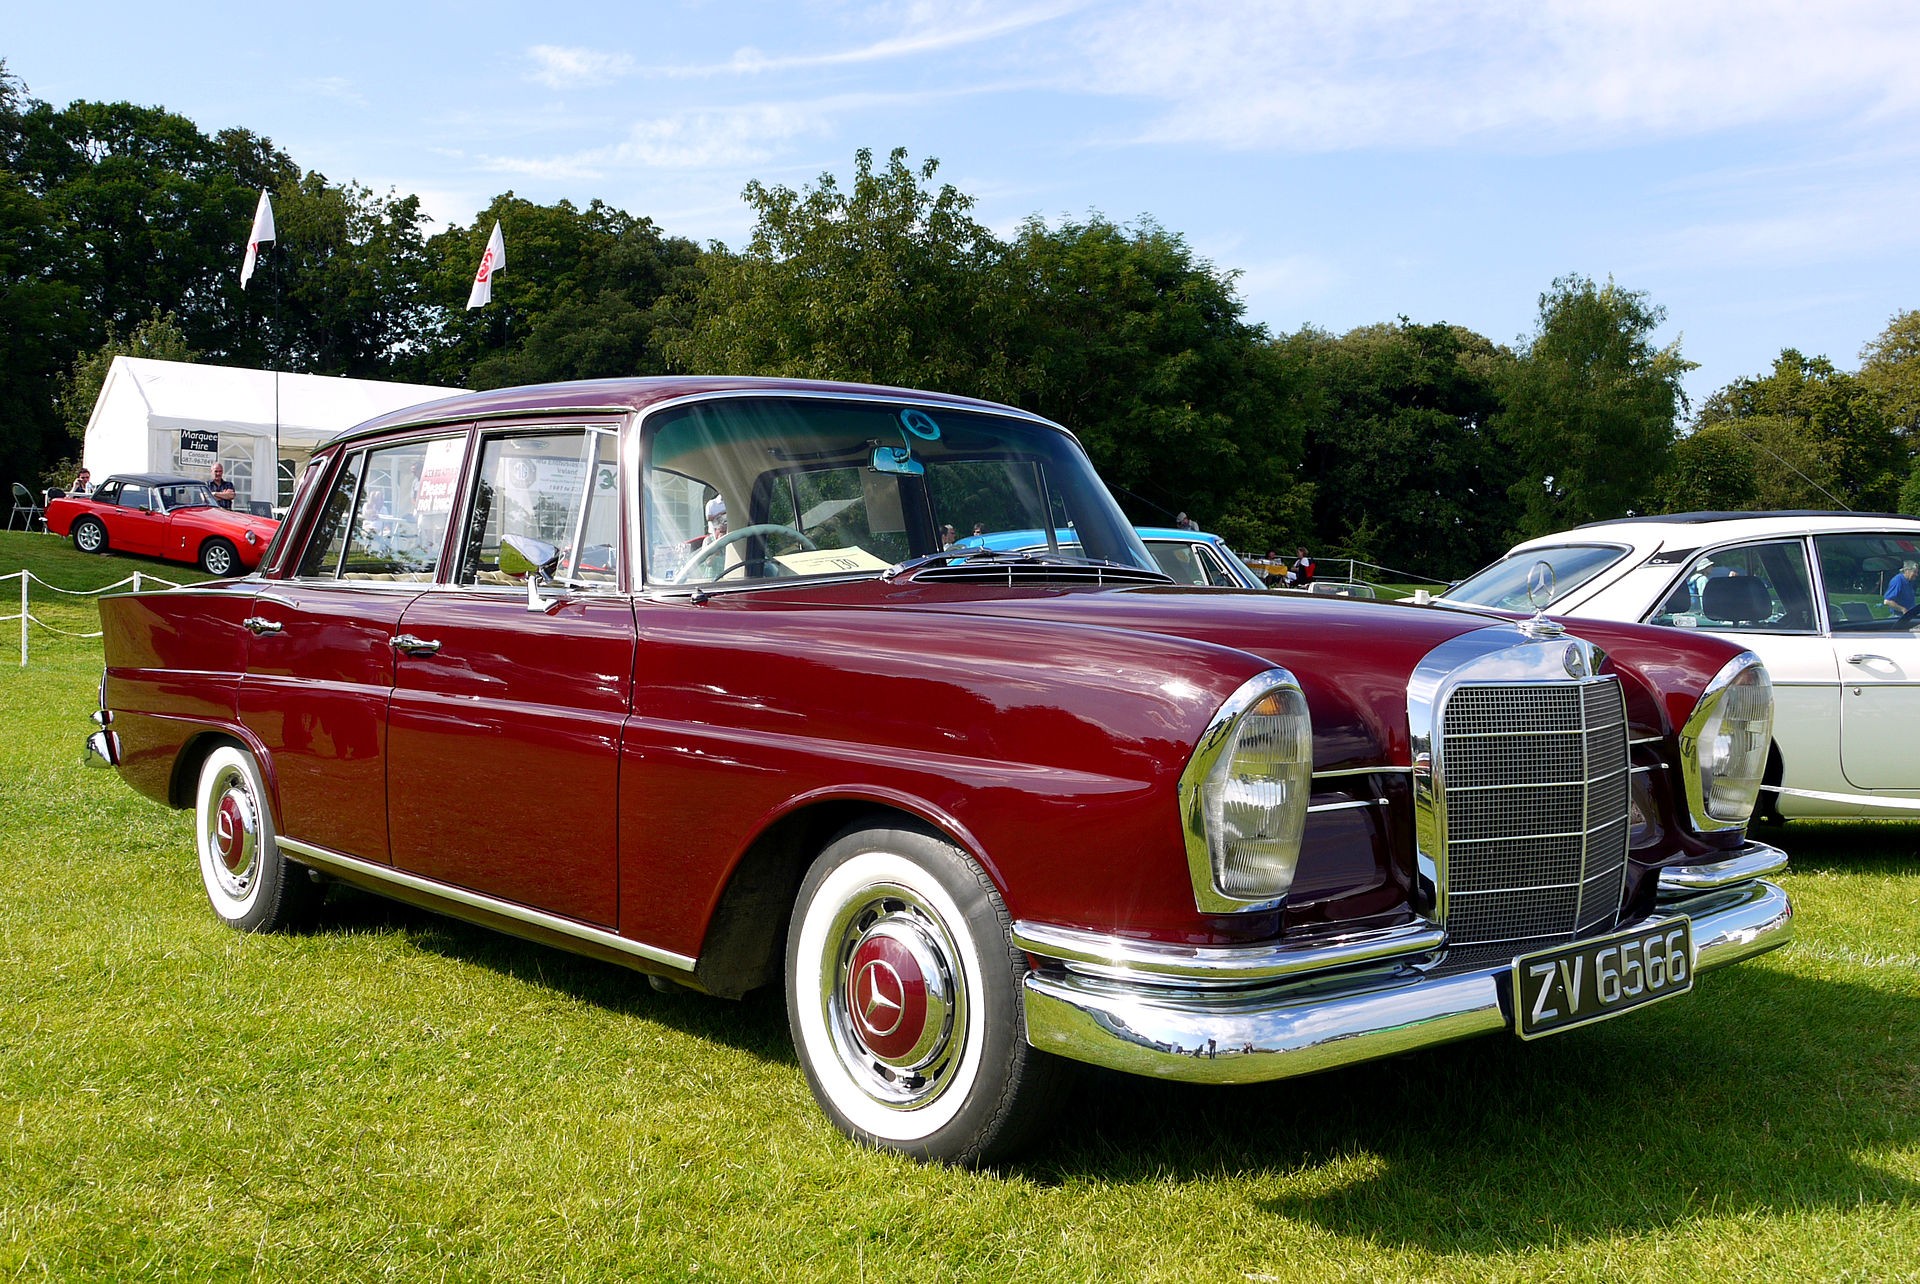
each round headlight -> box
[1680,653,1773,830]
[1180,671,1313,910]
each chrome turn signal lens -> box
[1181,671,1313,910]
[1680,653,1773,831]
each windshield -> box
[643,397,1153,587]
[1443,543,1629,610]
[157,483,214,510]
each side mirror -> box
[870,445,924,477]
[500,534,562,613]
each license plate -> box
[1512,918,1694,1040]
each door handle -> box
[242,616,283,636]
[392,633,443,656]
[1846,654,1891,666]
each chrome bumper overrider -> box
[83,729,119,768]
[1018,843,1793,1085]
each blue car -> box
[952,526,1268,589]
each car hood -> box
[744,580,1751,770]
[187,507,279,535]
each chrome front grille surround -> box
[1410,628,1631,974]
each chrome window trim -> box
[277,836,696,973]
[1010,918,1445,988]
[1677,649,1769,834]
[625,388,1079,593]
[1177,667,1311,913]
[1407,625,1615,929]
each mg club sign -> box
[178,429,218,469]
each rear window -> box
[1444,544,1629,611]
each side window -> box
[459,428,621,589]
[1147,542,1210,585]
[93,482,120,506]
[295,454,363,579]
[120,483,149,511]
[337,436,466,582]
[1648,540,1815,632]
[1816,533,1920,630]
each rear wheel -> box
[72,518,107,554]
[199,538,238,576]
[194,745,320,932]
[786,822,1064,1166]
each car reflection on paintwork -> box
[1442,509,1920,820]
[953,525,1268,589]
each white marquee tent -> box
[81,357,460,512]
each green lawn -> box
[2,530,1916,1281]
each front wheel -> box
[194,744,320,932]
[786,822,1064,1166]
[199,538,239,576]
[72,517,107,554]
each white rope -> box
[18,570,183,595]
[18,612,104,639]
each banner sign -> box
[179,430,219,455]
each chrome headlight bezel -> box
[1178,668,1313,913]
[1678,651,1774,833]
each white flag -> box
[466,221,507,309]
[239,190,276,289]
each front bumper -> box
[1016,843,1793,1085]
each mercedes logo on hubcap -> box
[855,958,908,1037]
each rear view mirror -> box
[870,445,924,477]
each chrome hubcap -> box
[77,524,100,550]
[206,769,259,896]
[824,885,964,1109]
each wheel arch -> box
[693,794,988,1001]
[168,725,276,813]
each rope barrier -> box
[6,567,183,666]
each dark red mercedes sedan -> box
[85,376,1794,1163]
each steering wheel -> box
[674,523,817,583]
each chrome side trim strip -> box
[1010,918,1446,987]
[1656,840,1789,894]
[1763,783,1920,812]
[1313,765,1414,779]
[1021,880,1791,1085]
[276,836,696,973]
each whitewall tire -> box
[786,822,1063,1165]
[194,745,318,932]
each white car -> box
[1442,510,1920,820]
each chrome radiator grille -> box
[1436,678,1630,971]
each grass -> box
[2,529,1917,1280]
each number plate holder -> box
[1511,917,1695,1040]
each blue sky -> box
[10,1,1920,407]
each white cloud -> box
[1066,0,1920,151]
[526,45,636,90]
[643,0,1082,77]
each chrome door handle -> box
[1846,654,1891,665]
[242,616,283,636]
[391,633,442,656]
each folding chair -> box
[8,483,45,531]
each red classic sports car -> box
[84,377,1794,1164]
[46,473,280,576]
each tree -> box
[1281,319,1514,578]
[414,193,703,389]
[1859,309,1920,440]
[1697,349,1903,511]
[994,215,1311,554]
[666,148,1003,393]
[1494,275,1693,536]
[56,310,197,440]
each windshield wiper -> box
[883,548,1173,583]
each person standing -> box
[208,463,236,509]
[1885,560,1919,614]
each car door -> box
[111,481,168,557]
[385,424,631,926]
[1646,538,1841,794]
[238,444,436,863]
[1814,533,1920,791]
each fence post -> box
[133,571,142,594]
[18,571,26,668]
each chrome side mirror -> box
[500,534,562,613]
